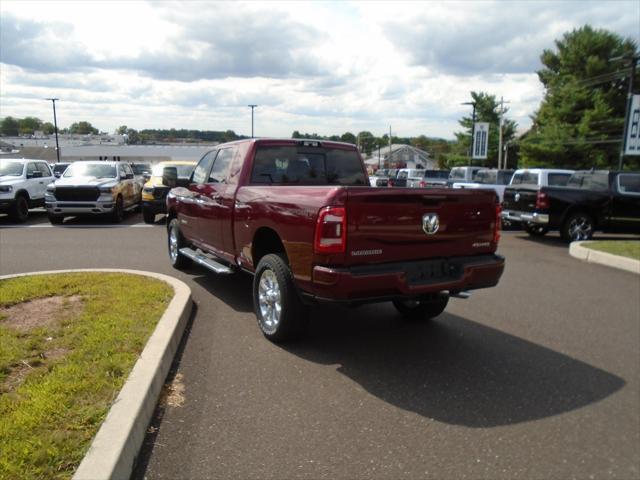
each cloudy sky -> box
[1,1,638,140]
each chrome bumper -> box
[501,210,549,224]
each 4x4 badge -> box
[422,213,439,235]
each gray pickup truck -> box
[45,161,141,224]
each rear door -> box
[610,173,640,232]
[344,188,498,266]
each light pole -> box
[461,101,476,163]
[248,104,258,138]
[45,98,61,163]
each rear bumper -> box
[308,254,505,303]
[501,210,549,225]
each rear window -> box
[450,168,466,180]
[511,171,539,186]
[548,173,571,186]
[250,146,367,186]
[474,170,497,184]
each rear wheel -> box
[393,295,449,321]
[142,208,156,224]
[167,218,191,270]
[253,253,307,343]
[9,195,29,223]
[524,224,549,237]
[561,212,594,243]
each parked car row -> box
[0,159,195,224]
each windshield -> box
[424,170,449,179]
[251,146,367,186]
[131,163,151,174]
[0,161,24,177]
[450,168,466,179]
[152,164,195,178]
[63,163,117,179]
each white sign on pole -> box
[624,94,640,156]
[472,122,489,159]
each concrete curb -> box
[569,242,640,275]
[0,269,193,480]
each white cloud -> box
[1,0,637,139]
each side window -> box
[122,163,133,177]
[37,163,52,176]
[208,148,234,183]
[548,173,571,186]
[26,162,38,177]
[618,174,640,196]
[118,164,127,178]
[192,151,217,185]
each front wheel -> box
[142,208,156,224]
[9,195,29,223]
[253,254,307,343]
[111,195,124,223]
[167,218,191,269]
[48,214,64,225]
[525,224,549,237]
[561,212,594,243]
[393,296,449,321]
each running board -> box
[179,248,234,274]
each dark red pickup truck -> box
[164,138,504,342]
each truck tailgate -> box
[503,187,538,212]
[344,188,498,265]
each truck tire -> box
[9,194,29,223]
[393,296,449,321]
[167,218,191,270]
[253,253,307,343]
[561,212,594,243]
[142,208,156,224]
[48,214,64,225]
[112,195,124,223]
[524,224,549,237]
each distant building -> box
[363,144,435,170]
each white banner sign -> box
[472,122,489,159]
[624,94,640,156]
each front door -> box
[181,151,217,243]
[196,147,235,257]
[610,173,640,232]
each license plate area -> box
[406,259,461,285]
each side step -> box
[179,248,234,274]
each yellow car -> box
[142,160,196,224]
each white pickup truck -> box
[452,169,515,202]
[0,158,55,222]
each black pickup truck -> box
[502,170,640,242]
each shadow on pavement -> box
[282,302,625,428]
[191,271,254,313]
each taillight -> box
[388,179,394,187]
[536,191,549,210]
[419,180,426,188]
[314,206,346,254]
[494,204,501,244]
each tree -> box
[356,131,376,155]
[116,125,129,135]
[42,122,55,135]
[340,132,356,145]
[454,91,517,168]
[19,117,43,135]
[68,121,99,135]
[521,25,639,170]
[0,117,19,136]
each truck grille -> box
[55,187,100,202]
[153,186,170,200]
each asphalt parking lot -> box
[0,213,638,479]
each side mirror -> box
[126,173,134,180]
[162,167,178,188]
[54,172,62,178]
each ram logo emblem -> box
[422,213,440,235]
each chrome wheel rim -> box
[258,270,281,333]
[568,217,592,241]
[169,224,179,262]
